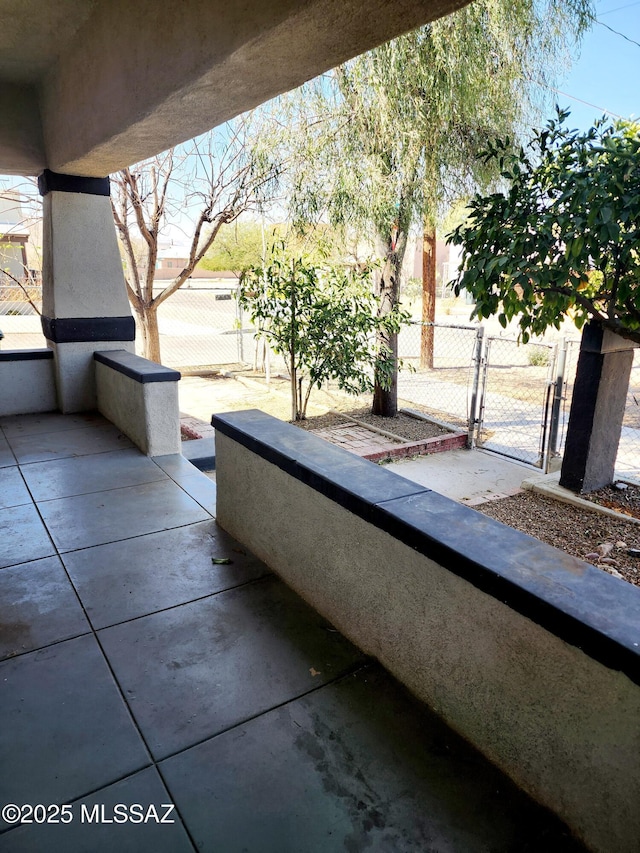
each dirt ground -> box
[193,371,640,588]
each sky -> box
[551,0,640,130]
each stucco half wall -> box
[213,409,640,853]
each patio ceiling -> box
[0,0,469,178]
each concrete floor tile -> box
[177,473,216,515]
[152,453,199,481]
[0,556,90,660]
[0,503,56,569]
[99,576,366,759]
[64,521,269,629]
[38,479,211,553]
[21,448,168,502]
[8,424,133,465]
[152,455,217,512]
[0,768,194,853]
[0,410,108,438]
[0,466,31,508]
[0,435,16,468]
[161,665,586,853]
[0,635,150,820]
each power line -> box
[597,0,640,17]
[531,79,626,120]
[548,87,625,119]
[593,17,640,48]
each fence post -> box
[546,337,567,473]
[468,325,485,448]
[235,285,244,364]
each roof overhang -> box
[0,0,469,177]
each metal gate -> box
[471,336,571,471]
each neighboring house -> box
[154,245,238,285]
[0,195,29,284]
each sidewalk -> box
[179,375,532,502]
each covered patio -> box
[0,1,638,851]
[0,411,583,851]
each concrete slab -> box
[0,634,149,820]
[20,447,166,502]
[160,664,585,853]
[0,556,90,659]
[98,576,366,760]
[181,435,215,470]
[385,448,531,504]
[38,478,211,552]
[0,503,56,568]
[0,768,193,853]
[0,435,16,468]
[0,466,32,508]
[7,423,133,465]
[63,520,269,629]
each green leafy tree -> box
[448,111,640,492]
[281,0,592,415]
[238,245,409,420]
[199,221,265,273]
[448,111,640,343]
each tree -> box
[238,244,408,420]
[199,220,265,273]
[111,114,280,362]
[448,110,640,344]
[448,111,640,491]
[281,0,592,415]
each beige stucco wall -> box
[0,356,56,416]
[95,359,180,456]
[41,191,130,320]
[215,430,640,853]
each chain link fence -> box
[477,336,556,466]
[397,321,481,429]
[0,282,46,349]
[3,277,640,479]
[152,285,244,370]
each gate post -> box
[545,338,567,473]
[468,326,485,448]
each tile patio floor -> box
[0,412,586,852]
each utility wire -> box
[544,85,626,119]
[593,17,640,48]
[597,0,640,17]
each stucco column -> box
[559,322,636,493]
[39,170,135,412]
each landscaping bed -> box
[477,490,640,588]
[296,407,450,441]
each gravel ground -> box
[477,491,640,588]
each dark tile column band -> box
[41,316,136,343]
[38,170,110,197]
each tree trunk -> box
[137,304,162,363]
[372,251,401,418]
[420,222,436,370]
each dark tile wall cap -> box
[42,316,135,343]
[94,350,181,383]
[213,409,640,686]
[0,348,53,361]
